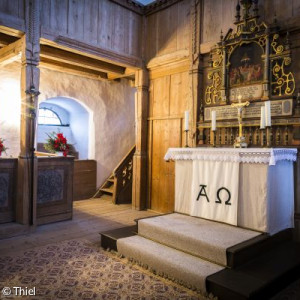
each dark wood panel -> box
[37,156,74,225]
[73,159,96,201]
[0,158,18,224]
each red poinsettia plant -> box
[44,132,70,157]
[0,138,8,157]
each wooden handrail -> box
[113,145,136,176]
[113,145,136,204]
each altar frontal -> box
[165,148,297,234]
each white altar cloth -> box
[164,148,297,234]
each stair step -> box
[117,235,224,292]
[207,241,300,300]
[138,213,262,267]
[100,187,114,194]
[100,226,137,251]
[107,178,115,183]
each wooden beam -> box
[40,45,125,75]
[0,38,22,65]
[0,32,18,47]
[48,36,142,69]
[107,68,136,80]
[40,57,108,80]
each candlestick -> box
[260,106,266,129]
[184,130,189,147]
[211,111,216,131]
[265,101,271,127]
[184,110,189,131]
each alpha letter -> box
[196,185,210,202]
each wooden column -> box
[17,0,40,225]
[132,69,148,210]
[190,0,203,146]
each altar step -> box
[100,213,299,299]
[137,213,262,267]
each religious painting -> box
[229,43,263,87]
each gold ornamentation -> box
[271,57,295,97]
[205,71,221,105]
[258,36,266,48]
[212,49,223,68]
[271,34,284,55]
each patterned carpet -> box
[0,239,209,300]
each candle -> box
[265,101,271,127]
[260,106,265,129]
[184,110,189,131]
[211,111,216,131]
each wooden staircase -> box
[93,146,135,204]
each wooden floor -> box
[0,195,158,256]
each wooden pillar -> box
[16,0,40,225]
[132,69,149,210]
[190,0,203,146]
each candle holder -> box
[266,126,272,147]
[212,130,216,147]
[184,129,189,148]
[261,128,266,147]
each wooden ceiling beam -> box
[107,68,136,80]
[40,57,108,81]
[40,45,125,76]
[0,32,18,47]
[0,38,23,66]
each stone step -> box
[137,213,262,267]
[117,235,224,293]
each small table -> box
[164,148,297,235]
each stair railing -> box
[112,145,136,204]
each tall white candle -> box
[184,110,189,131]
[211,111,216,131]
[265,101,271,127]
[260,106,265,129]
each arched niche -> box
[37,97,95,160]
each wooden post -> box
[132,69,148,210]
[190,0,203,146]
[16,0,40,225]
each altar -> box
[164,148,298,235]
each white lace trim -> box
[164,148,298,165]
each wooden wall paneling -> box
[68,0,84,41]
[148,80,154,118]
[157,3,178,56]
[146,13,158,61]
[202,0,222,44]
[50,0,68,36]
[170,71,189,116]
[0,0,24,18]
[124,8,131,55]
[83,0,99,45]
[40,0,51,29]
[177,0,190,52]
[128,10,141,57]
[152,76,171,117]
[150,119,181,212]
[112,4,125,54]
[98,0,113,50]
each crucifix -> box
[231,95,250,148]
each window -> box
[38,108,62,125]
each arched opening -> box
[37,97,94,160]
